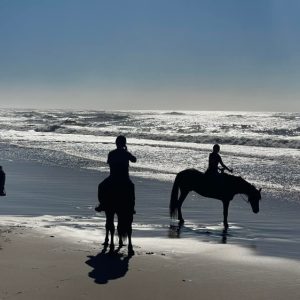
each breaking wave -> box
[0,109,299,151]
[163,111,186,115]
[126,133,300,149]
[34,124,62,132]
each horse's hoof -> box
[102,237,109,246]
[128,245,134,256]
[169,224,178,230]
[179,219,185,225]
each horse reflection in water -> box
[169,169,261,231]
[97,177,135,255]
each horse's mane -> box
[224,173,251,186]
[236,175,253,187]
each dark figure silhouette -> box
[96,135,136,254]
[206,144,233,176]
[0,166,6,196]
[169,169,261,230]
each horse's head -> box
[248,187,261,213]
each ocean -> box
[0,109,299,259]
[0,109,299,192]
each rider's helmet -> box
[213,144,220,152]
[116,135,127,149]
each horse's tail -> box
[169,173,181,219]
[117,210,134,243]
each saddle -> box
[202,172,235,199]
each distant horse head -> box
[248,186,261,214]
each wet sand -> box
[1,225,300,300]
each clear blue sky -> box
[0,0,299,111]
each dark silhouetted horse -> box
[169,169,261,230]
[97,177,135,254]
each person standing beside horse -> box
[0,166,6,196]
[97,135,136,254]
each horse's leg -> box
[104,230,109,246]
[127,228,134,256]
[116,211,124,247]
[177,189,189,224]
[105,211,115,247]
[127,214,134,255]
[118,235,124,247]
[103,211,110,245]
[110,214,115,248]
[118,228,124,248]
[222,200,229,231]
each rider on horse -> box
[96,135,136,253]
[205,144,233,176]
[97,135,136,211]
[107,135,137,180]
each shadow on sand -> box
[86,245,133,284]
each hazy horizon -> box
[1,1,299,112]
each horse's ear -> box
[259,188,262,193]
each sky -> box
[0,0,299,111]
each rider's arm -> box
[128,152,137,163]
[107,152,111,164]
[219,156,232,173]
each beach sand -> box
[1,226,300,300]
[0,160,300,299]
